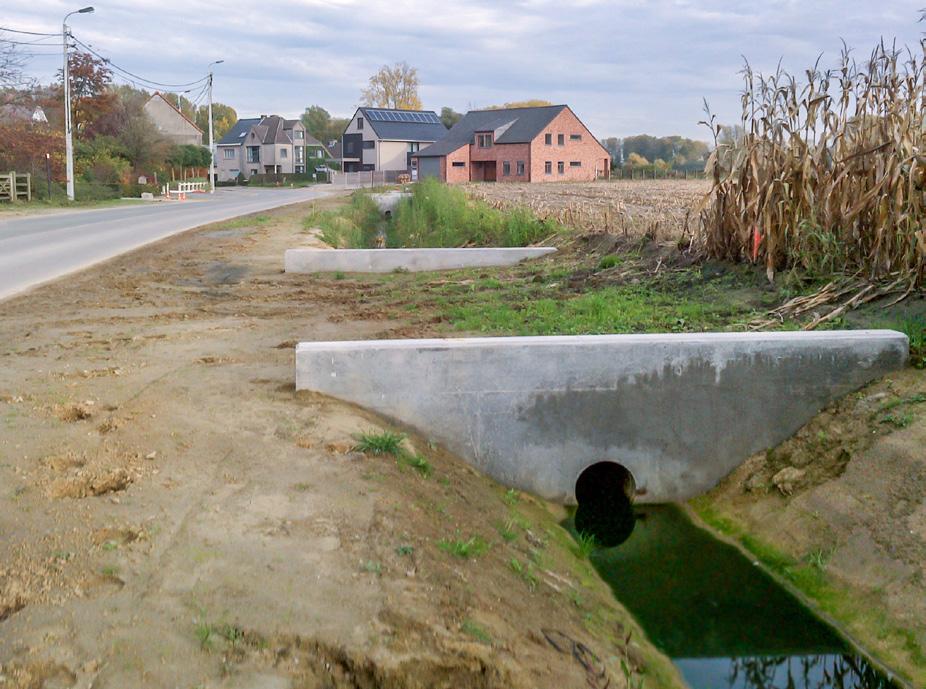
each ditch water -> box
[569,504,902,689]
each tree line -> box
[1,47,237,199]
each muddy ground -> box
[694,368,926,686]
[0,198,683,689]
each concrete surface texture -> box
[284,247,557,273]
[370,191,411,214]
[0,186,332,301]
[295,331,909,503]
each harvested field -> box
[463,180,710,240]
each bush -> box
[74,180,121,201]
[309,191,383,248]
[120,182,161,198]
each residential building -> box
[340,107,447,173]
[215,115,309,181]
[411,105,610,183]
[143,92,202,146]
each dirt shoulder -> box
[691,368,926,686]
[0,198,682,688]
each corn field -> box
[698,41,926,289]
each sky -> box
[3,0,925,141]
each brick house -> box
[411,105,610,183]
[215,115,309,181]
[340,107,447,174]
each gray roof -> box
[358,107,447,142]
[415,105,567,157]
[217,117,260,146]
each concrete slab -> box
[295,331,908,503]
[284,247,556,273]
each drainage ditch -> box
[571,492,901,688]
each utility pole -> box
[207,60,224,194]
[62,7,94,202]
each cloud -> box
[7,0,925,139]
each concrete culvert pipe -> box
[574,462,637,548]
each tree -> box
[440,106,462,128]
[626,152,649,167]
[361,61,422,110]
[0,35,31,90]
[300,105,349,143]
[58,51,117,139]
[195,102,237,144]
[486,99,553,109]
[119,111,170,175]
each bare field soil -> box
[463,180,710,239]
[0,199,681,689]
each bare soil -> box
[0,197,682,689]
[694,368,926,686]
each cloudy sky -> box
[4,0,925,141]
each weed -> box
[509,557,539,591]
[461,619,493,644]
[598,254,620,270]
[401,452,433,477]
[362,560,382,575]
[334,271,346,280]
[572,531,598,560]
[880,411,913,428]
[898,317,926,369]
[292,482,312,492]
[878,392,926,413]
[352,430,405,455]
[437,534,489,559]
[100,565,120,578]
[395,545,414,557]
[101,540,119,552]
[495,520,518,542]
[806,548,833,572]
[502,488,520,506]
[195,621,244,650]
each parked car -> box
[315,165,332,173]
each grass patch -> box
[437,533,489,559]
[352,430,405,455]
[400,452,433,477]
[502,488,520,506]
[494,520,518,542]
[571,531,599,560]
[461,619,493,644]
[195,621,244,650]
[509,557,539,591]
[395,544,414,557]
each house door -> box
[484,162,497,182]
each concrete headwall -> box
[295,332,908,503]
[285,247,556,273]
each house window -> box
[516,161,525,176]
[362,140,375,149]
[250,169,257,175]
[570,161,581,167]
[557,161,564,174]
[222,148,235,159]
[544,161,552,174]
[407,142,420,153]
[544,133,552,145]
[280,148,288,158]
[296,165,304,173]
[346,142,355,154]
[503,161,511,176]
[557,134,564,145]
[295,130,304,139]
[246,146,260,163]
[316,149,324,158]
[451,161,466,167]
[476,133,493,148]
[357,116,363,129]
[570,134,582,141]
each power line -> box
[70,36,208,90]
[0,26,59,37]
[0,36,64,46]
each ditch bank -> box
[0,198,684,689]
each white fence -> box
[162,181,207,199]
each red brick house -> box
[411,105,610,183]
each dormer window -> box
[476,133,493,148]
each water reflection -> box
[567,505,902,689]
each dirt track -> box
[0,199,681,688]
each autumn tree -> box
[486,99,553,110]
[440,106,462,128]
[361,62,422,110]
[58,51,117,139]
[0,35,32,90]
[195,102,237,144]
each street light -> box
[207,59,224,194]
[63,6,94,202]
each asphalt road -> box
[0,186,333,301]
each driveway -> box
[0,186,334,301]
